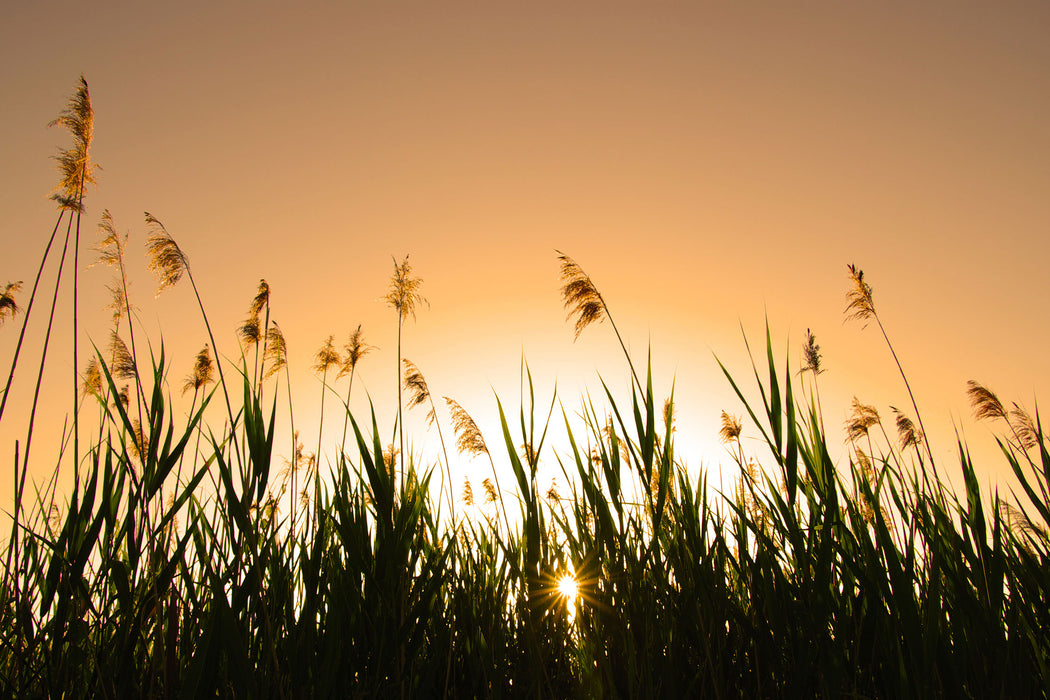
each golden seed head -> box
[844,264,876,325]
[144,212,189,295]
[557,251,605,340]
[445,397,488,457]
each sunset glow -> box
[3,5,1049,694]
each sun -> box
[556,573,578,600]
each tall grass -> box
[2,78,1048,698]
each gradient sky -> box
[3,1,1049,510]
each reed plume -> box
[845,399,880,443]
[800,329,824,375]
[800,328,827,436]
[263,324,288,380]
[965,379,1041,456]
[891,407,923,452]
[557,251,643,395]
[482,478,497,504]
[48,76,95,212]
[239,315,262,345]
[145,212,242,469]
[447,396,508,530]
[966,380,1007,421]
[1009,404,1039,451]
[178,345,214,485]
[383,255,428,323]
[719,411,743,444]
[313,335,340,469]
[546,478,560,503]
[462,478,474,507]
[145,213,189,295]
[844,264,875,326]
[248,280,271,391]
[51,77,96,484]
[845,264,937,476]
[108,331,137,381]
[249,279,271,318]
[404,359,454,517]
[403,360,435,420]
[0,282,21,325]
[720,410,744,466]
[182,345,214,396]
[384,255,427,470]
[266,321,300,524]
[238,280,271,392]
[338,325,372,454]
[95,210,148,429]
[81,356,102,400]
[446,398,488,457]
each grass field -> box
[2,76,1048,700]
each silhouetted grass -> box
[1,76,1048,699]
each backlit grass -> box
[1,75,1048,700]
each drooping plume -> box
[144,213,189,295]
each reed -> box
[2,82,1048,699]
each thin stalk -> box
[21,212,76,498]
[873,315,937,478]
[71,177,84,482]
[396,317,403,485]
[0,211,65,429]
[340,367,358,457]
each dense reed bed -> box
[2,77,1048,699]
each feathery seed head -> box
[82,356,103,399]
[94,210,127,269]
[846,398,880,442]
[238,314,262,347]
[482,477,498,504]
[1009,404,1039,450]
[383,443,399,470]
[719,411,743,444]
[557,251,605,340]
[49,76,96,211]
[845,264,876,325]
[546,478,560,502]
[144,212,189,295]
[663,398,676,430]
[263,323,288,380]
[403,359,430,408]
[521,441,538,466]
[250,279,270,317]
[104,281,131,326]
[462,478,475,507]
[384,255,428,322]
[108,331,137,380]
[966,380,1007,421]
[404,360,439,427]
[801,328,824,375]
[0,282,22,326]
[314,335,340,375]
[891,407,923,451]
[339,324,372,378]
[445,397,488,457]
[182,345,214,395]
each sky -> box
[2,1,1049,514]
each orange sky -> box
[3,2,1049,511]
